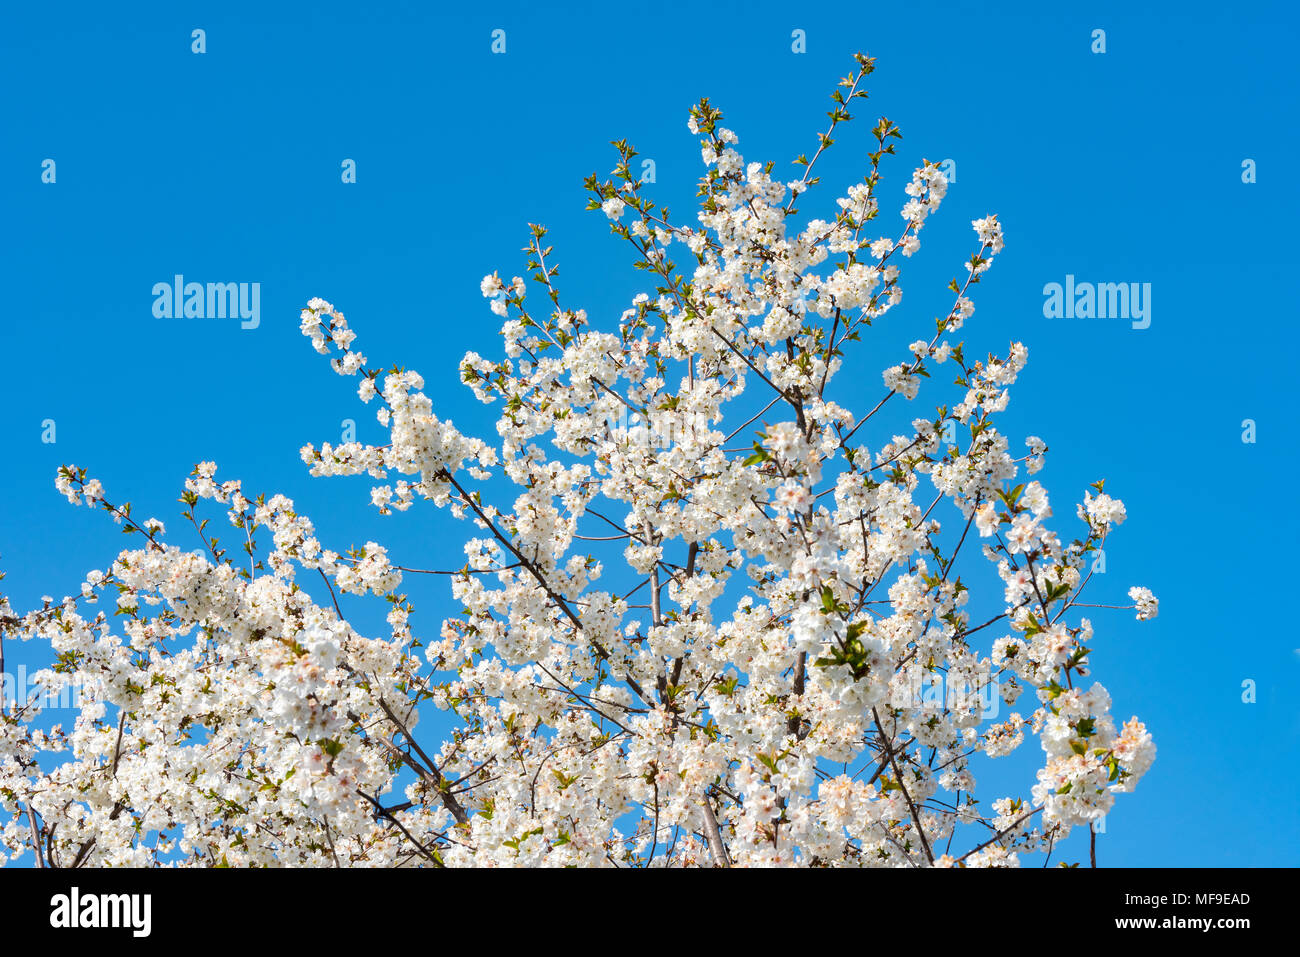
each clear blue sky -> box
[1,0,1296,866]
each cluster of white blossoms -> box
[1,55,1155,867]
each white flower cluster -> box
[3,55,1155,868]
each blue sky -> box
[1,0,1297,866]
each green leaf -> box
[821,586,837,613]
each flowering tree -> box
[0,54,1155,868]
